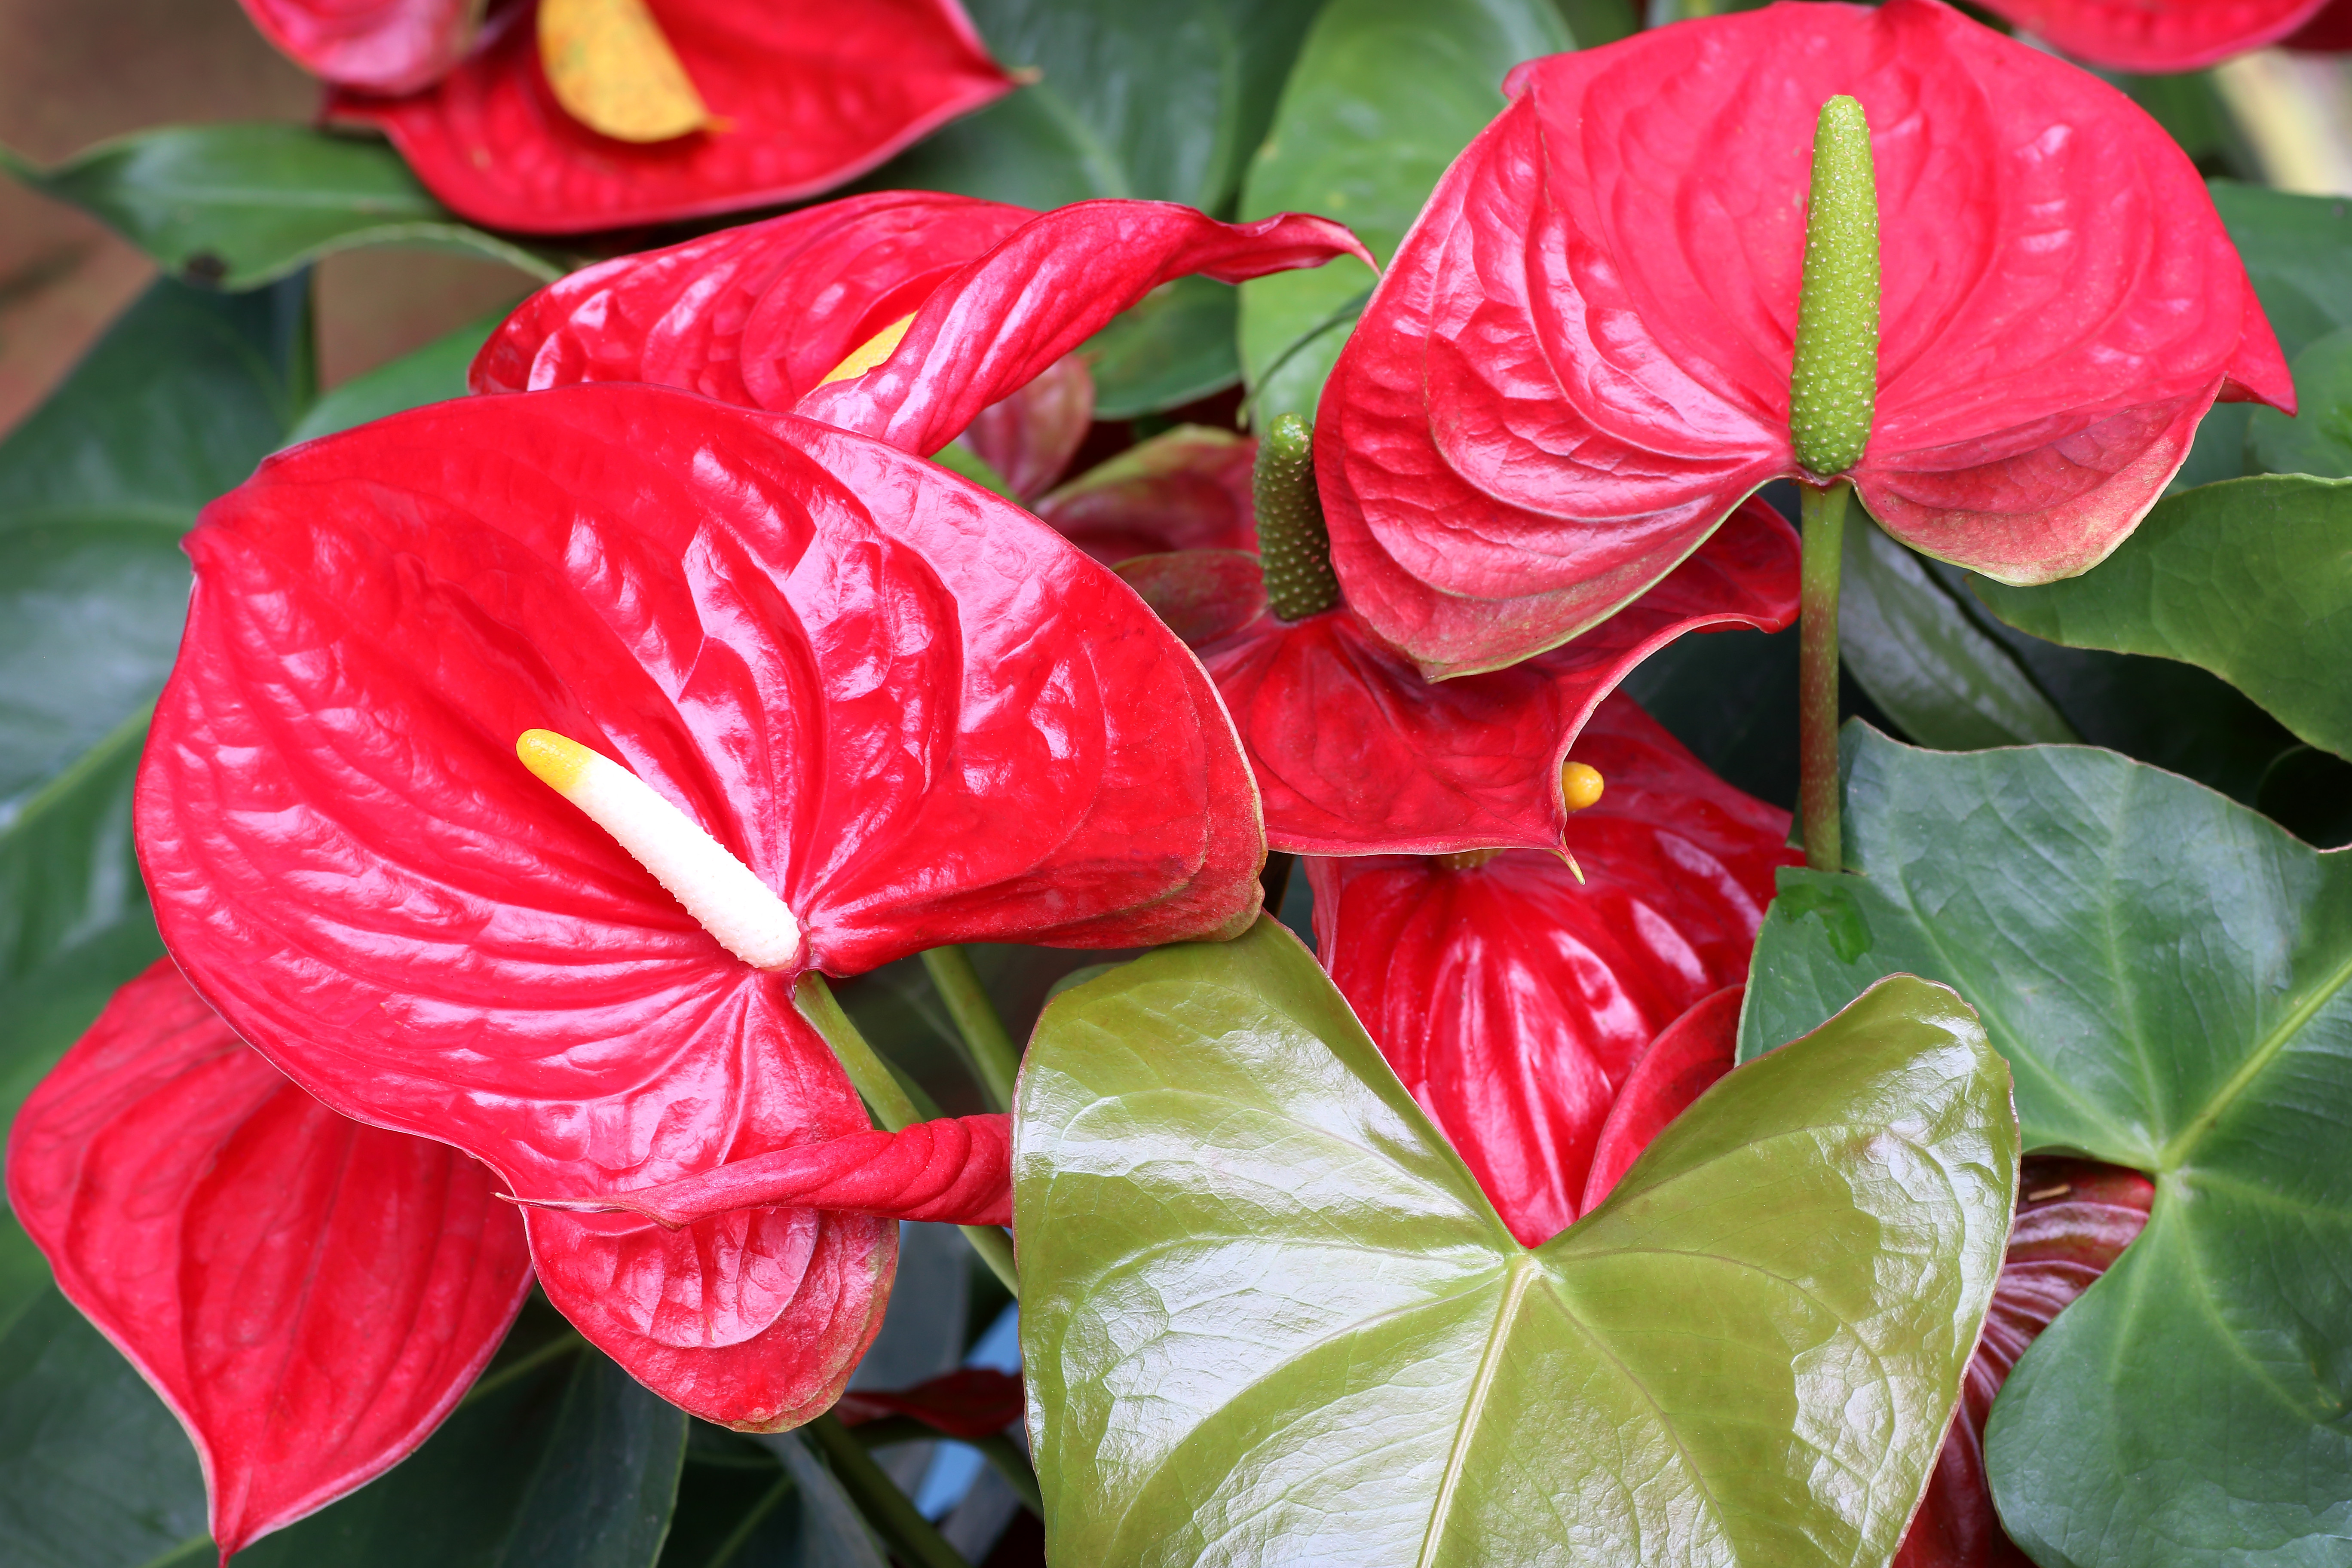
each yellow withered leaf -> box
[538,0,709,144]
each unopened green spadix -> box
[1789,94,1881,477]
[1254,413,1341,622]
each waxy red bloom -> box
[4,962,535,1559]
[1319,0,2294,677]
[1306,695,1798,1243]
[236,0,477,94]
[136,385,1262,1427]
[1894,1159,2154,1567]
[470,191,1373,447]
[1127,499,1796,857]
[325,0,1016,233]
[1969,0,2352,71]
[835,1366,1026,1440]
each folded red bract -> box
[834,1366,1025,1440]
[136,384,1262,1426]
[237,0,476,93]
[1969,0,2346,70]
[1319,0,2294,677]
[328,0,1016,233]
[472,192,1373,452]
[1306,695,1797,1243]
[1137,499,1795,857]
[4,962,534,1558]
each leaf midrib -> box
[2159,942,2352,1169]
[1415,1254,1535,1568]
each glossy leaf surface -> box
[1194,505,1796,856]
[1018,919,2016,1566]
[1035,425,1257,564]
[5,962,535,1556]
[1320,0,2293,676]
[1968,0,2335,72]
[138,386,1257,1425]
[1236,0,1571,426]
[331,0,1015,233]
[234,0,479,92]
[1974,475,2352,760]
[1079,277,1240,420]
[1307,695,1795,1241]
[1740,726,2352,1567]
[2248,327,2352,478]
[0,126,559,291]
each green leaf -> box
[1,125,562,291]
[1081,277,1240,420]
[2248,325,2352,479]
[863,0,1323,212]
[1738,726,2352,1568]
[1839,512,2079,750]
[1618,624,1802,808]
[284,311,501,447]
[658,1428,889,1568]
[1018,916,2015,1565]
[2211,179,2352,362]
[1972,475,2352,761]
[1235,0,1571,426]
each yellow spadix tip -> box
[818,314,916,389]
[518,729,594,793]
[1562,761,1606,813]
[539,0,710,144]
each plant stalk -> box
[807,1414,973,1568]
[920,946,1021,1112]
[1799,479,1851,874]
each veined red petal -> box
[1893,1158,2154,1566]
[1194,499,1795,854]
[237,0,479,93]
[1577,984,1742,1212]
[328,0,1017,233]
[3,962,533,1557]
[834,1366,1024,1439]
[1972,0,2336,70]
[1320,0,2291,674]
[1038,426,1259,564]
[1305,695,1795,1245]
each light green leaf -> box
[1019,916,2014,1566]
[1739,726,2352,1567]
[1972,475,2352,760]
[1236,0,1570,426]
[1,124,562,291]
[284,311,501,447]
[2248,326,2352,479]
[1081,277,1240,420]
[1840,513,2078,750]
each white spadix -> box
[516,729,803,970]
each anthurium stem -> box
[1799,479,1851,874]
[920,946,1021,1112]
[796,973,1021,1295]
[807,1414,974,1568]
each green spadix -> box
[1254,413,1341,622]
[1788,95,1880,478]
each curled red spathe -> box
[236,0,480,93]
[1969,0,2350,72]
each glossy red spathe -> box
[236,0,478,93]
[1129,499,1795,857]
[471,192,1372,450]
[1307,695,1797,1243]
[1970,0,2347,70]
[328,0,1016,233]
[835,1366,1024,1440]
[3,962,534,1558]
[136,385,1262,1427]
[1319,0,2294,677]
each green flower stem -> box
[1800,479,1852,874]
[806,1413,973,1568]
[796,972,1020,1296]
[920,946,1021,1113]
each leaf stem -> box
[920,947,1021,1112]
[1800,480,1851,874]
[806,1413,973,1568]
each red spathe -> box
[1972,0,2346,71]
[237,0,478,93]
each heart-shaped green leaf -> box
[1973,475,2352,760]
[2248,326,2352,479]
[1740,726,2352,1568]
[1235,0,1571,425]
[1,125,561,291]
[1016,916,2015,1565]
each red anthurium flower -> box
[1970,0,2349,70]
[1305,694,1798,1243]
[1318,0,2294,678]
[236,0,478,94]
[1035,425,1260,565]
[326,0,1016,233]
[4,961,536,1558]
[834,1366,1025,1440]
[1893,1158,2155,1567]
[470,190,1373,448]
[1122,498,1796,857]
[135,384,1262,1427]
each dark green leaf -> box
[2248,325,2352,478]
[284,312,502,447]
[1618,624,1803,808]
[1236,0,1571,425]
[2210,180,2352,361]
[1839,512,2078,750]
[1,125,561,291]
[1018,917,2014,1565]
[1739,726,2352,1568]
[1973,475,2352,760]
[862,0,1322,212]
[0,1212,45,1343]
[1081,277,1240,420]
